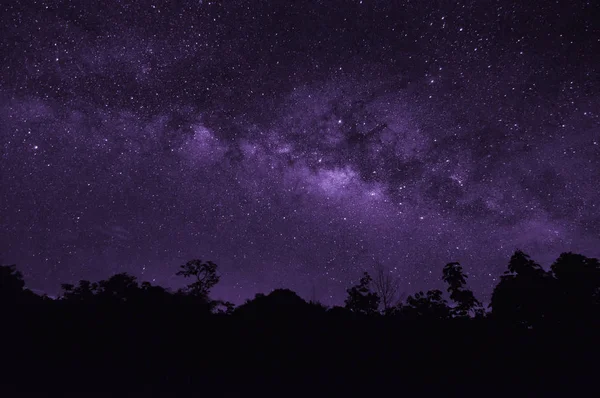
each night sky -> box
[1,0,599,305]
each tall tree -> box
[344,272,380,315]
[491,250,553,326]
[551,252,600,322]
[372,262,400,314]
[551,252,600,297]
[442,262,482,317]
[506,250,545,277]
[177,259,220,299]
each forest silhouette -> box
[2,250,600,396]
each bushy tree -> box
[551,252,600,322]
[235,289,315,318]
[177,259,220,299]
[401,289,450,320]
[344,272,380,315]
[442,262,482,318]
[0,264,26,299]
[96,273,140,302]
[551,252,600,297]
[0,264,37,308]
[61,280,99,301]
[491,250,554,327]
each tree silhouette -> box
[0,264,46,311]
[344,272,380,315]
[401,289,450,320]
[0,264,26,300]
[4,250,600,395]
[551,252,600,297]
[372,262,400,314]
[61,280,99,302]
[176,259,220,299]
[551,252,600,323]
[212,299,235,315]
[96,273,140,302]
[140,281,172,299]
[235,289,317,319]
[442,262,482,318]
[491,250,554,327]
[506,250,545,276]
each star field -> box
[1,0,599,304]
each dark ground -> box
[2,306,598,397]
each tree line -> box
[3,249,600,395]
[3,249,600,327]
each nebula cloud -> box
[1,0,598,304]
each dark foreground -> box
[3,307,598,397]
[3,251,600,396]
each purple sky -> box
[1,0,599,305]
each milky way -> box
[1,0,599,304]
